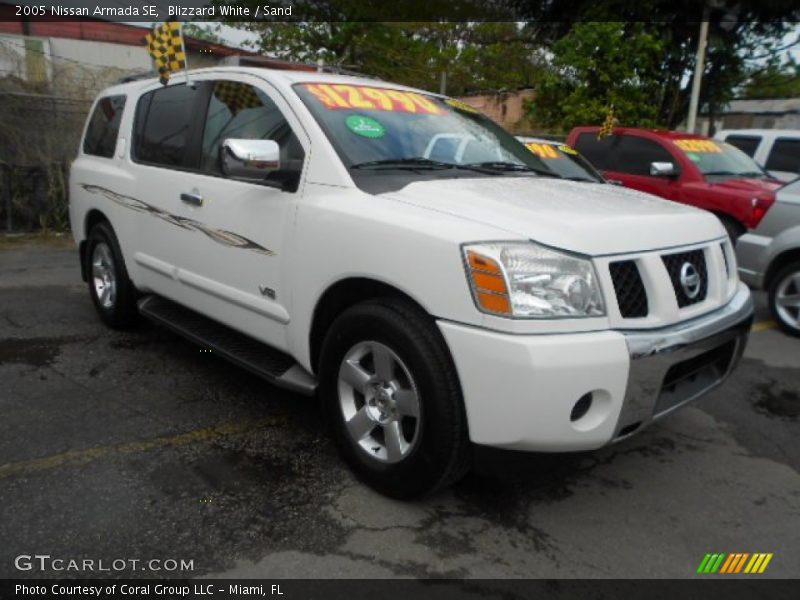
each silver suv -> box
[737,178,800,336]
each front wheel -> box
[319,298,471,498]
[768,261,800,337]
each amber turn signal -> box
[465,250,511,315]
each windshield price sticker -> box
[558,144,578,155]
[525,143,563,159]
[304,84,442,115]
[675,139,722,153]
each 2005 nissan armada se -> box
[70,67,753,497]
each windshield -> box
[293,83,556,189]
[519,139,604,182]
[673,138,769,178]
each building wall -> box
[0,34,52,83]
[1,32,240,98]
[721,113,800,130]
[456,89,536,132]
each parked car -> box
[70,68,753,498]
[737,177,800,336]
[567,127,782,240]
[715,129,800,183]
[515,136,605,183]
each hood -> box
[707,177,781,195]
[382,177,724,255]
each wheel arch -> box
[308,277,434,374]
[79,209,111,281]
[765,247,800,290]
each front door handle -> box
[180,192,203,207]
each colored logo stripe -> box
[697,553,773,574]
[697,553,726,573]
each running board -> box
[138,295,317,396]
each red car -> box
[566,127,782,239]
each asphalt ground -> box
[0,240,798,579]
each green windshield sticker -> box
[345,115,385,138]
[686,152,701,163]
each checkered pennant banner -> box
[597,106,617,140]
[146,20,186,85]
[213,81,263,114]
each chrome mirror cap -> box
[221,139,281,180]
[650,161,678,177]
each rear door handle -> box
[180,192,203,207]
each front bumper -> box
[438,283,753,452]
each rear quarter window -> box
[83,95,126,158]
[765,138,800,174]
[724,135,761,157]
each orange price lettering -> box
[303,83,443,115]
[360,87,394,110]
[526,143,561,159]
[675,139,721,153]
[332,84,376,109]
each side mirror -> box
[650,161,678,178]
[221,139,280,181]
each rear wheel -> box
[319,298,471,498]
[768,261,800,337]
[85,221,138,329]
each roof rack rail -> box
[115,70,156,84]
[219,55,378,79]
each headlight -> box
[463,242,605,318]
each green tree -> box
[182,22,226,45]
[524,0,799,129]
[743,57,800,98]
[531,22,665,130]
[234,14,543,96]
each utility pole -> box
[439,70,447,96]
[687,6,710,133]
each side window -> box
[83,95,126,158]
[574,133,614,170]
[765,138,800,174]
[612,136,675,176]
[200,80,304,190]
[725,135,761,157]
[133,84,198,168]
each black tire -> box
[85,221,138,329]
[768,261,800,338]
[718,215,746,243]
[319,298,471,498]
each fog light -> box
[570,393,593,422]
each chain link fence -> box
[0,91,90,232]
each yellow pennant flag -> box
[597,106,617,140]
[145,20,186,85]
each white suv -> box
[715,129,800,182]
[70,67,753,497]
